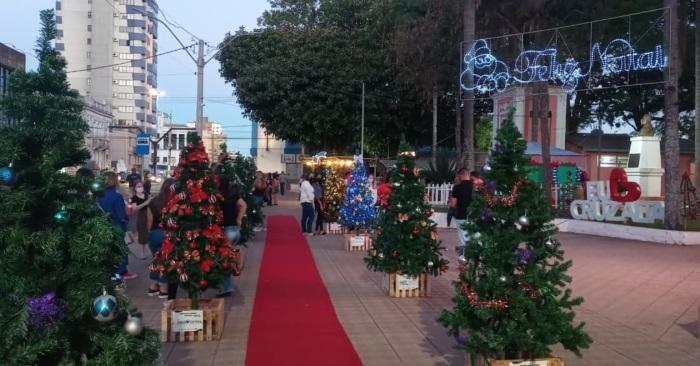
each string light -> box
[461,38,667,94]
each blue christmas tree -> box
[340,160,376,230]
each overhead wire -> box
[66,44,195,73]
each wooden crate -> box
[383,272,430,298]
[343,234,371,252]
[325,222,346,234]
[161,298,224,342]
[487,357,564,366]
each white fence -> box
[426,183,453,205]
[426,182,579,208]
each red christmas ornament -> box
[439,264,448,273]
[199,258,214,273]
[412,227,420,236]
[189,242,197,249]
[199,279,208,288]
[391,250,398,257]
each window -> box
[86,51,91,59]
[178,135,185,150]
[87,38,91,45]
[119,26,128,33]
[87,78,92,86]
[115,92,134,100]
[117,66,134,73]
[117,106,134,113]
[127,14,141,20]
[87,11,92,18]
[598,155,629,168]
[86,65,92,70]
[118,53,135,60]
[115,79,134,86]
[87,25,92,31]
[162,157,167,163]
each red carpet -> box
[246,216,362,366]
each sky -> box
[0,0,271,155]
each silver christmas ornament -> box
[545,238,554,247]
[472,232,482,240]
[499,276,507,282]
[124,315,144,336]
[427,261,434,267]
[378,253,385,259]
[518,215,530,227]
[483,164,492,172]
[458,255,467,264]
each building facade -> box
[82,96,112,170]
[250,122,302,179]
[153,112,193,176]
[56,0,159,170]
[0,43,26,97]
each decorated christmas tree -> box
[322,169,346,223]
[0,10,159,365]
[438,111,591,360]
[339,159,376,230]
[216,145,264,244]
[365,145,448,277]
[151,133,240,308]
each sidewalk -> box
[125,194,700,365]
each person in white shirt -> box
[299,172,316,235]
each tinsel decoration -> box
[27,292,66,329]
[461,282,508,310]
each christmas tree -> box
[365,146,448,277]
[216,145,264,244]
[0,10,159,365]
[322,169,346,223]
[339,159,376,230]
[438,110,591,360]
[151,133,240,308]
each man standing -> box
[299,172,316,235]
[126,168,141,188]
[279,171,287,196]
[449,169,473,247]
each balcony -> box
[133,85,146,94]
[135,99,148,108]
[127,19,147,28]
[136,112,146,122]
[128,32,147,41]
[126,5,146,14]
[131,59,146,68]
[132,72,146,82]
[147,75,157,88]
[130,46,147,55]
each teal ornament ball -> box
[90,180,101,192]
[0,165,15,185]
[92,290,117,322]
[54,208,69,222]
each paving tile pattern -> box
[125,197,700,365]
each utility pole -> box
[361,82,365,157]
[432,86,438,166]
[196,39,205,136]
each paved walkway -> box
[126,195,700,365]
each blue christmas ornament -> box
[0,164,15,186]
[91,289,117,322]
[54,207,69,222]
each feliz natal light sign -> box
[461,38,667,94]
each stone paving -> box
[126,196,700,365]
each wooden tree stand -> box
[343,233,371,252]
[466,355,564,366]
[161,298,224,342]
[325,222,346,234]
[382,272,430,298]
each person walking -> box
[449,169,473,248]
[312,176,325,235]
[218,178,247,297]
[98,172,137,280]
[271,173,280,205]
[146,178,174,298]
[143,172,152,195]
[300,173,315,235]
[279,171,287,196]
[129,180,151,259]
[126,168,141,189]
[253,171,268,208]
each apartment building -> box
[56,0,159,170]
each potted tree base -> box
[382,272,430,298]
[344,232,371,252]
[161,298,224,342]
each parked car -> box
[118,172,127,183]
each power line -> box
[157,5,201,41]
[66,44,195,73]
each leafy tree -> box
[426,147,456,184]
[0,9,159,365]
[365,143,449,276]
[438,110,590,360]
[151,134,240,308]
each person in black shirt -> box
[219,178,247,297]
[450,168,473,247]
[126,168,141,188]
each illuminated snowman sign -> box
[461,39,667,94]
